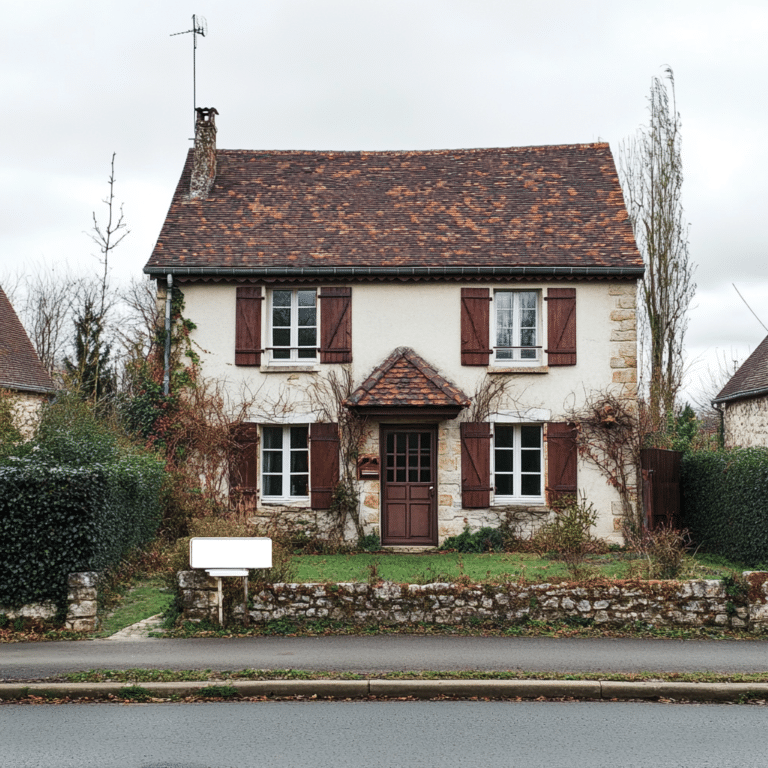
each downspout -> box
[163,274,173,396]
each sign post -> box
[189,537,272,626]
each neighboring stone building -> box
[713,335,768,448]
[0,286,56,436]
[143,108,643,545]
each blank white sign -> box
[189,537,272,569]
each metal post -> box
[243,575,249,628]
[217,577,223,626]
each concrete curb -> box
[1,680,767,702]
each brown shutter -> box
[230,423,259,497]
[546,422,578,504]
[319,287,352,363]
[461,288,491,365]
[545,288,576,366]
[235,287,263,366]
[310,422,340,509]
[461,422,491,508]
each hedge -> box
[681,448,768,566]
[0,454,164,608]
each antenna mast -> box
[171,14,208,134]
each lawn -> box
[290,551,745,584]
[96,577,174,637]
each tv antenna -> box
[171,14,208,134]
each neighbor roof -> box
[346,347,470,414]
[145,143,643,279]
[713,334,768,404]
[0,286,56,395]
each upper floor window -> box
[494,290,540,363]
[270,289,317,362]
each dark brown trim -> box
[347,406,463,420]
[165,274,642,285]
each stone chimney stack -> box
[190,107,218,199]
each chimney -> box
[190,107,218,199]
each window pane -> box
[273,307,291,327]
[521,450,540,473]
[495,426,514,448]
[420,467,431,482]
[520,329,536,347]
[263,475,282,496]
[291,475,308,497]
[273,328,290,347]
[496,292,513,309]
[290,426,308,449]
[520,292,537,309]
[496,475,514,496]
[263,428,283,449]
[298,327,316,347]
[273,290,291,307]
[495,450,514,473]
[291,451,308,474]
[298,307,316,327]
[298,290,316,307]
[521,426,541,448]
[263,451,282,474]
[521,475,541,496]
[521,309,536,328]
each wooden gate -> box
[640,448,682,530]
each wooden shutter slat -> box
[320,287,352,363]
[235,287,263,366]
[461,288,491,366]
[230,423,259,498]
[310,422,340,509]
[546,421,578,504]
[461,422,491,508]
[545,288,576,366]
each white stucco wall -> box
[175,279,637,543]
[723,397,768,448]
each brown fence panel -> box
[640,448,682,530]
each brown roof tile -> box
[0,286,56,395]
[346,347,470,410]
[714,334,768,404]
[145,143,643,277]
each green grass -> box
[289,551,744,584]
[96,577,173,637]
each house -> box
[144,108,643,545]
[713,335,768,448]
[0,286,56,436]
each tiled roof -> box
[714,334,768,404]
[0,286,56,395]
[346,347,470,410]
[145,143,643,277]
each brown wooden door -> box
[381,426,437,545]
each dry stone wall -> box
[178,571,768,633]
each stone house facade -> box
[713,334,768,448]
[0,286,56,436]
[144,108,643,545]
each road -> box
[2,635,767,680]
[2,699,766,767]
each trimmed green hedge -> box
[0,454,163,608]
[681,448,768,566]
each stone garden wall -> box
[179,570,768,633]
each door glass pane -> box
[495,426,514,448]
[520,426,541,448]
[290,426,308,448]
[496,474,514,496]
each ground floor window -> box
[261,425,309,500]
[493,424,543,502]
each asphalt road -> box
[3,700,766,767]
[2,635,767,680]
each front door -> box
[381,426,437,546]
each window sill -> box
[488,366,548,375]
[262,365,320,374]
[492,500,548,510]
[261,499,311,508]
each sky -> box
[1,1,766,404]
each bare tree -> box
[620,68,695,431]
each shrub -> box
[625,526,689,579]
[440,525,505,553]
[681,448,768,566]
[357,532,381,552]
[532,495,598,561]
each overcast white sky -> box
[1,1,766,403]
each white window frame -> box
[261,425,310,502]
[268,288,318,364]
[492,423,544,503]
[493,290,541,364]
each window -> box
[494,290,539,363]
[270,289,317,362]
[261,425,309,500]
[493,424,543,501]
